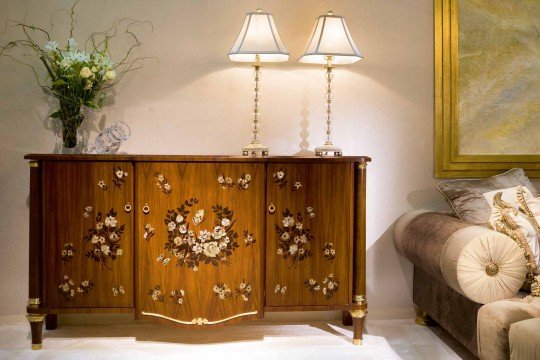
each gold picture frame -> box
[434,0,540,178]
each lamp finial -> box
[328,10,333,15]
[256,8,262,13]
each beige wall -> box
[0,0,458,316]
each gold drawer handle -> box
[142,204,150,214]
[124,203,132,213]
[268,203,276,214]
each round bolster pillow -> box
[440,226,527,304]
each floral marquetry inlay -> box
[275,209,314,267]
[83,208,125,269]
[236,281,252,302]
[170,289,185,305]
[154,172,172,194]
[112,166,128,189]
[243,230,256,246]
[272,168,288,189]
[61,243,76,262]
[213,283,232,300]
[58,275,94,301]
[112,285,125,296]
[164,199,240,270]
[304,274,339,299]
[217,173,252,190]
[143,223,155,241]
[274,284,287,295]
[323,243,336,260]
[149,285,165,302]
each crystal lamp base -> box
[314,143,343,157]
[242,142,269,157]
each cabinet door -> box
[43,161,134,308]
[136,162,264,326]
[265,163,353,307]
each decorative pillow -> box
[437,168,538,225]
[488,192,540,296]
[517,186,540,232]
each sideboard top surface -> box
[24,154,371,163]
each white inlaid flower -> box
[179,224,187,234]
[174,236,182,246]
[280,232,290,240]
[282,216,294,228]
[116,249,123,256]
[162,258,170,266]
[277,248,283,255]
[115,169,124,178]
[221,218,231,227]
[100,244,110,256]
[105,216,117,228]
[176,215,184,223]
[203,242,220,258]
[289,244,298,255]
[167,221,176,232]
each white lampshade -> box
[299,12,362,65]
[229,10,289,63]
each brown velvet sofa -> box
[394,210,540,359]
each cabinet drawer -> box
[43,161,134,308]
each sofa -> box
[394,210,540,359]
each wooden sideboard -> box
[24,154,370,349]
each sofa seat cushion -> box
[477,296,540,360]
[509,318,540,360]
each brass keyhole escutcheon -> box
[124,203,132,213]
[142,204,150,214]
[268,203,276,214]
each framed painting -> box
[434,0,540,178]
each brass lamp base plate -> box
[315,144,342,157]
[242,143,269,157]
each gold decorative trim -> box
[141,311,258,325]
[26,314,46,322]
[353,295,366,304]
[28,298,41,307]
[31,343,42,350]
[29,161,39,168]
[349,309,367,318]
[357,162,367,170]
[353,339,362,345]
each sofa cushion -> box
[437,168,538,225]
[477,296,540,360]
[509,318,540,360]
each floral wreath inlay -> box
[213,282,232,300]
[83,208,125,269]
[154,172,172,194]
[243,230,256,246]
[112,166,128,189]
[149,285,165,302]
[112,285,125,296]
[237,173,252,190]
[61,242,76,262]
[304,274,339,299]
[164,199,240,271]
[170,289,186,305]
[236,280,252,302]
[272,168,288,189]
[143,223,155,241]
[58,275,94,301]
[323,243,336,260]
[274,284,287,295]
[275,208,314,267]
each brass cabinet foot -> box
[349,309,367,345]
[414,306,433,326]
[27,313,46,350]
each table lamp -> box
[229,9,289,156]
[299,11,363,156]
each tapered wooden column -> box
[349,160,368,345]
[27,160,47,350]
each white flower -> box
[245,174,252,181]
[296,223,303,230]
[330,249,336,255]
[61,250,67,256]
[123,171,128,177]
[109,232,119,240]
[309,279,316,285]
[167,222,176,232]
[157,254,164,262]
[177,298,183,304]
[300,235,307,243]
[203,241,220,258]
[91,235,100,244]
[103,70,116,81]
[193,266,198,272]
[163,258,170,266]
[327,281,334,289]
[225,177,233,184]
[280,232,290,240]
[239,282,246,290]
[217,175,225,183]
[178,224,187,234]
[163,183,171,191]
[219,242,227,250]
[180,289,185,296]
[45,40,59,51]
[80,67,92,79]
[221,218,231,227]
[294,236,301,244]
[116,249,123,256]
[212,226,226,239]
[299,248,305,255]
[96,222,104,230]
[174,236,182,245]
[242,294,249,302]
[68,37,77,47]
[277,248,283,255]
[85,206,93,212]
[192,244,203,254]
[281,286,287,294]
[112,288,118,296]
[274,285,281,293]
[323,288,327,295]
[276,171,284,179]
[314,285,321,291]
[289,244,298,255]
[105,216,117,227]
[158,174,165,182]
[294,181,302,189]
[198,230,211,242]
[282,216,294,227]
[115,170,124,178]
[101,244,110,255]
[62,283,70,291]
[98,236,106,244]
[119,286,125,294]
[67,250,73,256]
[176,215,184,223]
[70,290,75,297]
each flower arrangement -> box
[0,1,150,148]
[275,208,314,267]
[82,208,125,269]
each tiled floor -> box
[0,316,474,359]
